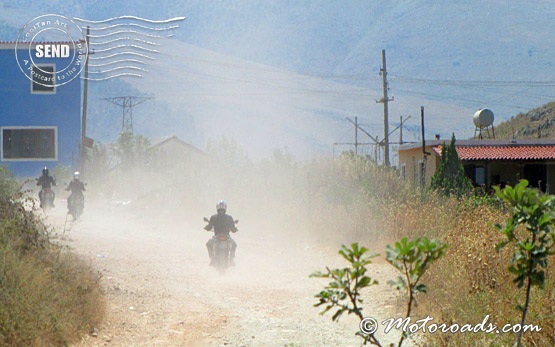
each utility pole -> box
[420,106,430,193]
[391,115,412,145]
[346,117,381,162]
[354,116,358,156]
[374,137,379,163]
[80,26,90,174]
[376,49,394,167]
[400,115,403,145]
[346,117,380,144]
[421,106,430,156]
[104,96,153,134]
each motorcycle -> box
[204,217,239,274]
[68,192,84,219]
[39,187,55,209]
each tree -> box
[430,133,472,197]
[385,237,447,346]
[112,131,157,172]
[495,180,555,347]
[311,239,446,347]
[310,243,381,346]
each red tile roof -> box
[432,144,555,160]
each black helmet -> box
[42,166,49,176]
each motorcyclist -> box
[205,200,238,266]
[66,171,85,213]
[36,166,56,207]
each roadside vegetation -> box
[87,134,554,346]
[180,137,554,346]
[307,153,554,346]
[0,167,104,346]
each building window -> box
[1,127,57,161]
[464,164,486,187]
[475,166,486,186]
[31,65,56,94]
[400,163,406,179]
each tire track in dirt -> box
[44,198,408,347]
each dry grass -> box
[89,144,555,346]
[0,249,105,346]
[294,156,554,346]
[0,167,105,346]
[367,183,555,346]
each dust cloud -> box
[61,144,405,346]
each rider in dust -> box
[205,200,238,266]
[66,171,85,213]
[36,166,56,207]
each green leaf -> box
[309,271,326,278]
[332,308,345,322]
[414,283,427,293]
[388,276,407,291]
[496,240,509,251]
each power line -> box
[103,96,153,134]
[391,75,555,87]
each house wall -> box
[400,143,555,194]
[154,139,205,169]
[484,161,521,187]
[521,162,553,193]
[458,160,555,194]
[480,161,554,193]
[398,146,438,188]
[548,165,555,194]
[0,45,81,177]
[493,162,516,187]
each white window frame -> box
[30,64,56,94]
[475,166,486,186]
[1,126,58,161]
[400,163,406,179]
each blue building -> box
[0,42,82,177]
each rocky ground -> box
[44,197,410,347]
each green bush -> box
[311,239,446,347]
[431,134,473,197]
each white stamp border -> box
[15,14,88,87]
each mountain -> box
[1,1,555,160]
[495,102,555,140]
[85,39,472,162]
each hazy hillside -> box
[495,101,555,140]
[2,1,555,159]
[85,39,473,161]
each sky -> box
[2,1,555,161]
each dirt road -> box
[46,198,405,347]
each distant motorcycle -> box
[38,187,55,209]
[204,217,239,274]
[68,192,84,219]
